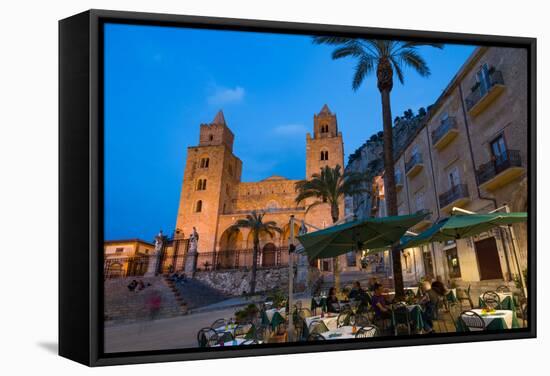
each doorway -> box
[262,243,276,267]
[474,237,503,280]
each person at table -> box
[431,276,448,296]
[326,287,340,313]
[348,281,363,300]
[367,277,379,292]
[419,281,440,333]
[371,283,391,320]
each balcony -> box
[439,184,470,213]
[465,70,506,116]
[476,150,525,191]
[395,174,404,192]
[405,153,424,177]
[431,117,459,150]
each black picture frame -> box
[59,9,537,367]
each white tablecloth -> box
[305,315,338,331]
[321,326,356,340]
[213,338,246,347]
[265,307,286,322]
[470,309,514,330]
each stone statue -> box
[184,227,199,276]
[154,230,164,254]
[188,227,199,253]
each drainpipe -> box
[458,82,512,282]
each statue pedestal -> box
[295,254,309,292]
[184,251,198,277]
[144,252,159,277]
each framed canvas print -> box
[59,9,536,366]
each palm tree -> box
[295,165,366,292]
[228,211,282,294]
[312,37,442,297]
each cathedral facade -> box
[173,105,357,271]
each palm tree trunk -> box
[331,207,341,294]
[250,239,259,294]
[380,88,405,298]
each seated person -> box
[326,287,340,313]
[371,283,391,319]
[127,279,138,292]
[348,281,363,300]
[367,277,379,293]
[431,276,448,296]
[419,281,441,333]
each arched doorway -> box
[105,262,123,279]
[262,243,277,267]
[218,228,243,269]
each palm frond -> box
[352,56,375,91]
[390,55,405,84]
[312,36,356,45]
[398,49,431,77]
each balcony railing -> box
[439,184,469,209]
[224,207,306,215]
[476,150,523,187]
[405,153,423,176]
[196,247,290,271]
[465,70,505,113]
[431,117,458,148]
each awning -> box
[296,212,429,260]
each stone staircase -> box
[166,277,230,311]
[104,277,186,324]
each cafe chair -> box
[337,311,351,327]
[459,310,486,331]
[482,291,501,310]
[309,320,330,335]
[496,285,511,293]
[392,302,411,336]
[197,327,217,347]
[355,325,379,338]
[456,285,475,309]
[211,318,229,329]
[354,314,371,327]
[447,302,463,331]
[307,333,326,341]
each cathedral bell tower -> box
[306,104,345,178]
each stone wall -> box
[193,267,289,296]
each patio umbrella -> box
[399,212,527,249]
[296,212,428,261]
[399,211,528,298]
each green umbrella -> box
[399,212,527,249]
[297,212,428,260]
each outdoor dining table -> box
[392,304,425,332]
[304,314,338,331]
[457,309,519,331]
[478,292,516,311]
[213,323,251,335]
[262,307,286,330]
[320,326,357,340]
[213,338,247,347]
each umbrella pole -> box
[507,224,528,298]
[287,215,295,342]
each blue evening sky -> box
[104,23,476,241]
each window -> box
[320,150,329,161]
[476,63,491,95]
[209,134,214,141]
[490,135,508,164]
[199,157,209,168]
[445,247,461,278]
[412,145,419,158]
[346,251,356,267]
[320,124,329,133]
[395,169,402,184]
[196,179,207,191]
[448,166,460,188]
[415,191,425,212]
[115,247,124,253]
[195,200,203,212]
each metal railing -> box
[223,207,306,215]
[465,70,505,111]
[405,153,423,174]
[439,184,469,209]
[196,247,290,271]
[476,150,523,186]
[431,117,458,145]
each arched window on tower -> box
[196,179,207,191]
[195,200,203,212]
[200,157,210,168]
[320,150,329,161]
